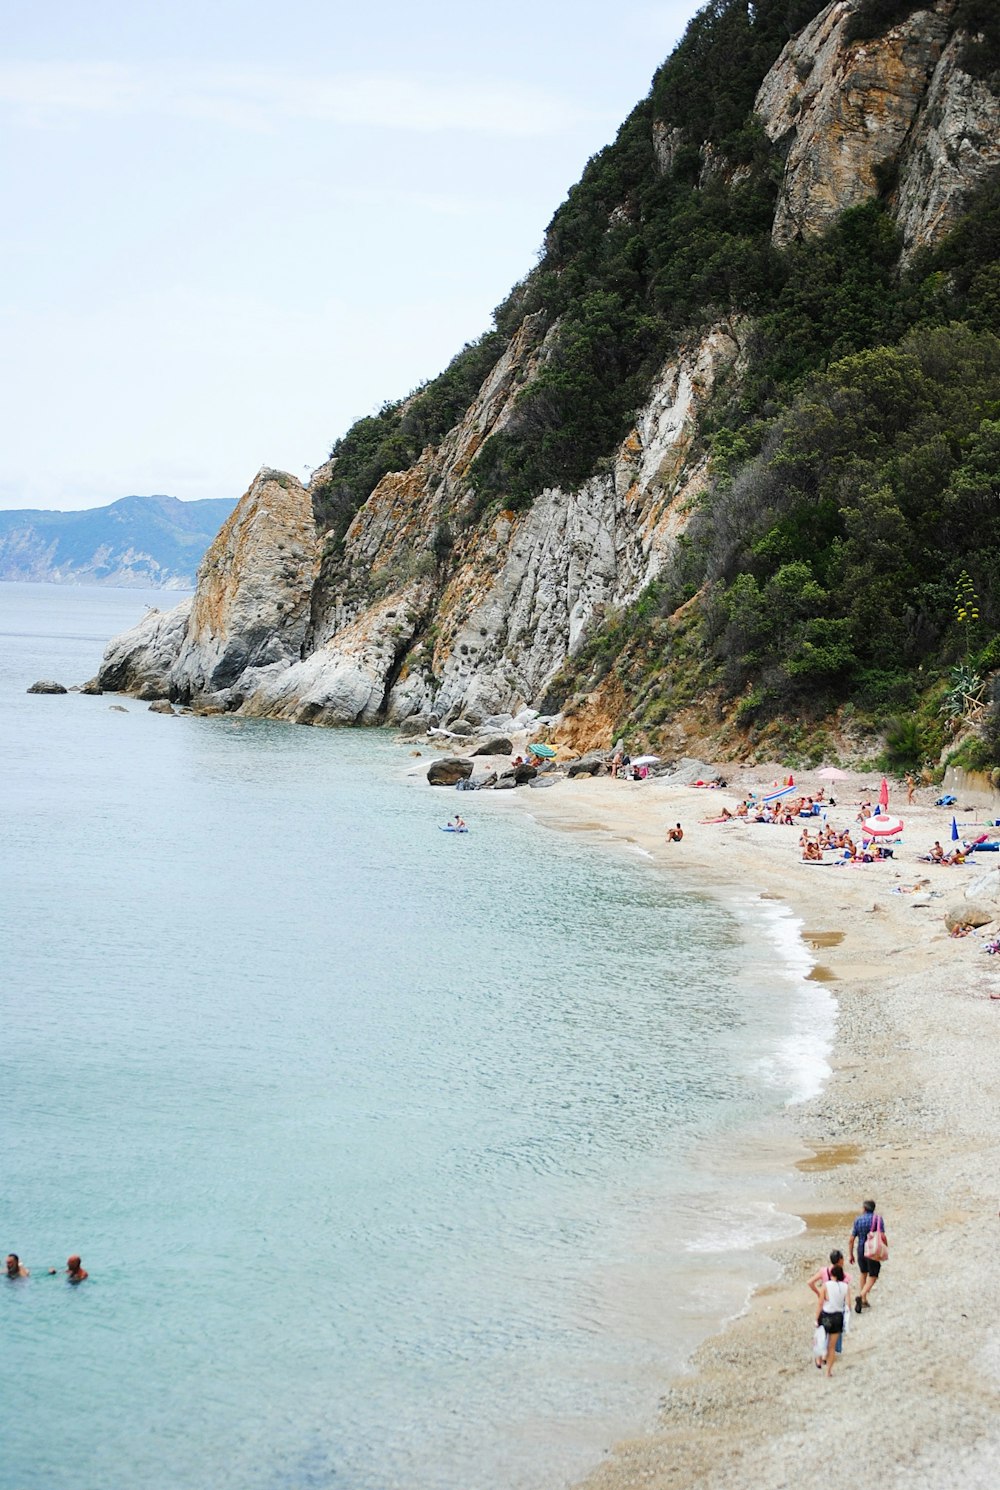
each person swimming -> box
[48,1255,88,1282]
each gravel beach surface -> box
[514,765,1000,1490]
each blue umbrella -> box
[951,815,960,842]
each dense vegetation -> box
[544,181,1000,768]
[316,0,1000,767]
[313,331,508,538]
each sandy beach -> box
[501,765,1000,1489]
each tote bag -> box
[864,1215,888,1262]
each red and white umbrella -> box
[862,815,904,838]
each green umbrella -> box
[528,743,556,758]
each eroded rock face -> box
[171,469,318,701]
[895,29,1000,260]
[385,324,743,726]
[97,599,192,696]
[756,1,953,250]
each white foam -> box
[731,893,837,1106]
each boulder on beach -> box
[399,714,429,737]
[567,754,606,777]
[944,902,994,931]
[79,677,104,695]
[27,680,67,694]
[472,737,513,756]
[148,699,176,715]
[427,758,474,786]
[448,719,475,736]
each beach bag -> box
[812,1323,827,1359]
[864,1216,888,1262]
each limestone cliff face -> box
[757,0,997,257]
[96,0,998,731]
[98,469,318,706]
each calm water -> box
[0,583,830,1490]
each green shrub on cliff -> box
[313,331,508,536]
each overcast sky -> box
[1,1,702,511]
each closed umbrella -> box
[879,777,890,810]
[861,815,904,837]
[951,815,960,842]
[817,767,851,781]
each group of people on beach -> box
[809,1201,886,1376]
[5,1252,88,1283]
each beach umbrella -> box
[630,754,660,767]
[528,742,556,758]
[816,767,850,781]
[861,815,904,838]
[761,784,795,803]
[951,815,960,842]
[879,777,890,810]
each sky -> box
[1,0,703,511]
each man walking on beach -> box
[849,1200,886,1311]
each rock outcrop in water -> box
[96,1,1000,752]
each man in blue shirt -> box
[849,1199,887,1312]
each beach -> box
[503,766,1000,1489]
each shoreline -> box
[502,767,1000,1489]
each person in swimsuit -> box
[5,1254,29,1278]
[666,824,684,842]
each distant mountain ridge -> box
[0,495,237,589]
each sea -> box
[0,582,835,1490]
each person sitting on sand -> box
[926,841,945,862]
[735,800,749,818]
[6,1253,29,1278]
[802,840,824,861]
[666,824,684,842]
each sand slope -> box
[517,769,1000,1490]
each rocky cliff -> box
[97,0,1000,753]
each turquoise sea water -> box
[0,583,829,1490]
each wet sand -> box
[517,767,1000,1490]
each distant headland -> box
[0,494,237,590]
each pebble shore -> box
[512,765,1000,1490]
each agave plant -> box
[940,663,986,722]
